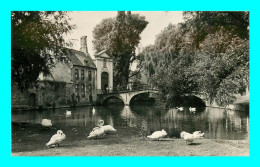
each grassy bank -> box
[11,123,249,156]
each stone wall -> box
[11,85,36,110]
[37,81,74,108]
[12,81,75,110]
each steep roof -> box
[61,48,96,69]
[38,62,72,83]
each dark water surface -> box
[12,104,249,141]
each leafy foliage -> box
[92,11,148,85]
[140,11,249,107]
[196,27,249,105]
[11,11,75,90]
[139,24,199,107]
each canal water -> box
[12,104,249,141]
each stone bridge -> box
[97,84,249,110]
[97,90,210,106]
[97,89,158,105]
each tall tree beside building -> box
[92,11,148,86]
[11,11,75,90]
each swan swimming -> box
[46,130,66,147]
[176,107,184,111]
[66,110,71,117]
[98,120,117,133]
[189,107,196,112]
[41,119,52,127]
[147,129,167,140]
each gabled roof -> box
[38,62,72,83]
[94,50,111,59]
[61,48,96,69]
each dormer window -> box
[84,60,88,66]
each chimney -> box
[80,36,88,54]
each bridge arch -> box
[102,95,125,105]
[128,91,156,105]
[182,95,206,107]
[126,90,158,105]
[98,90,159,105]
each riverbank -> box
[11,123,249,156]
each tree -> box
[139,24,198,107]
[11,11,75,90]
[183,11,249,106]
[92,11,148,86]
[182,11,249,48]
[195,27,249,106]
[140,11,249,107]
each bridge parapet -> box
[97,84,157,95]
[97,86,158,105]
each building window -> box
[88,71,91,81]
[75,69,79,79]
[103,58,107,68]
[89,84,92,94]
[75,84,79,92]
[81,84,85,97]
[81,70,84,80]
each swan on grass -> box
[98,120,117,133]
[41,119,52,127]
[176,107,184,111]
[193,131,204,139]
[180,131,204,144]
[147,129,167,140]
[46,130,66,148]
[87,126,105,139]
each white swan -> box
[147,129,167,140]
[98,120,117,133]
[180,131,194,144]
[66,110,71,117]
[183,133,194,144]
[193,131,204,139]
[46,130,66,147]
[103,125,117,133]
[189,107,196,112]
[87,126,105,139]
[176,107,184,111]
[180,131,204,144]
[180,131,188,138]
[41,119,52,127]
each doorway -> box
[101,72,109,93]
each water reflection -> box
[12,105,249,140]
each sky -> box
[65,11,184,58]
